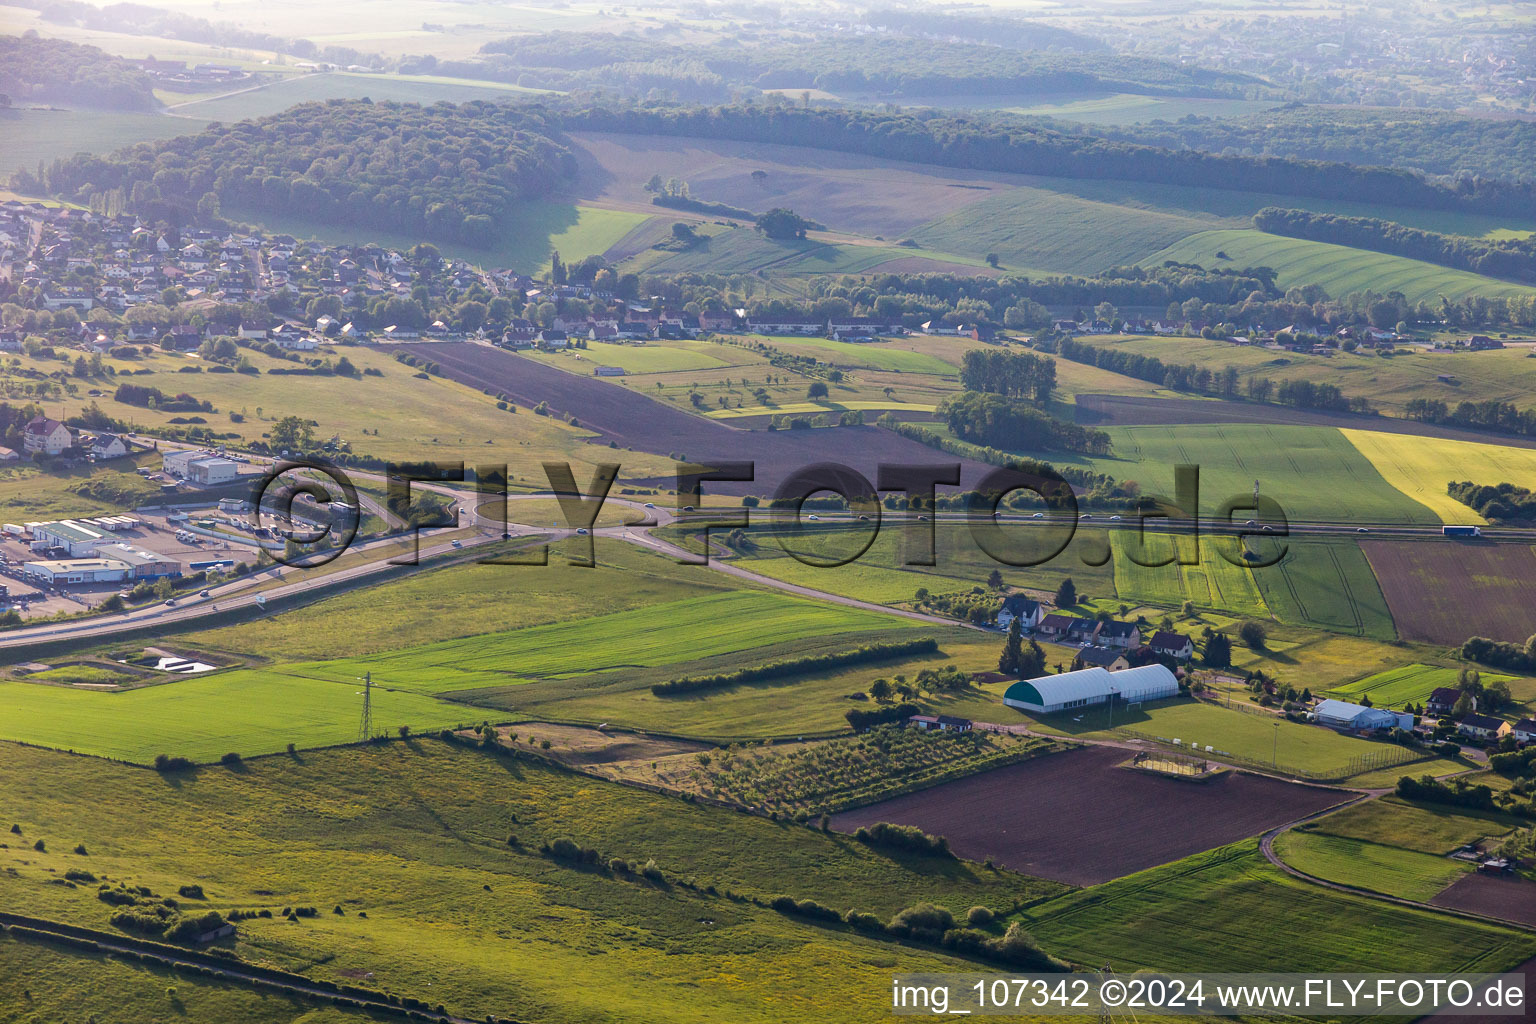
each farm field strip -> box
[1250,536,1398,640]
[1362,539,1536,645]
[1342,429,1536,526]
[0,670,471,764]
[830,745,1344,885]
[1023,842,1536,975]
[1110,532,1269,618]
[1273,830,1473,902]
[1328,664,1520,708]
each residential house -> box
[90,433,129,460]
[1457,713,1508,742]
[1427,687,1463,717]
[1074,646,1130,672]
[237,320,270,340]
[1096,621,1141,649]
[23,416,73,456]
[1035,613,1085,642]
[996,594,1043,631]
[1468,335,1505,351]
[536,330,569,350]
[1512,719,1536,745]
[1147,631,1195,661]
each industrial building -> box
[163,450,239,484]
[104,544,181,580]
[23,558,129,584]
[30,519,107,557]
[1312,699,1413,732]
[1002,664,1179,714]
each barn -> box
[1002,664,1179,714]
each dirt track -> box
[393,341,1000,494]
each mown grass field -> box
[1004,93,1281,124]
[1026,697,1411,778]
[1024,841,1534,974]
[1274,831,1472,902]
[0,670,471,764]
[287,591,915,694]
[625,226,988,277]
[750,335,959,375]
[1342,429,1536,525]
[1142,229,1536,303]
[191,540,738,660]
[1306,795,1520,854]
[1109,532,1270,617]
[1328,663,1519,708]
[0,742,1057,1023]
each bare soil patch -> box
[393,342,998,493]
[1430,871,1536,928]
[1361,539,1536,645]
[829,744,1345,885]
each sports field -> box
[1342,429,1536,525]
[0,671,469,764]
[1142,229,1536,303]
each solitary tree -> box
[1202,631,1232,669]
[807,381,830,400]
[998,618,1023,675]
[1238,620,1268,650]
[1054,577,1076,608]
[869,678,893,701]
[987,569,1004,590]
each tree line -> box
[1447,481,1536,523]
[556,102,1536,218]
[959,349,1056,405]
[1254,207,1536,284]
[0,32,157,110]
[940,391,1112,456]
[1405,398,1536,439]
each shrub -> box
[855,821,952,857]
[178,884,205,899]
[966,905,994,926]
[887,902,955,940]
[219,752,242,767]
[844,909,884,932]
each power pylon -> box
[357,671,373,741]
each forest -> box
[0,33,157,110]
[1253,207,1536,283]
[940,391,1113,455]
[19,99,578,244]
[557,103,1536,217]
[468,32,1261,101]
[1065,104,1536,188]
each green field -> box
[627,226,986,277]
[285,590,914,694]
[527,340,736,374]
[0,741,1055,1023]
[169,70,548,120]
[224,200,648,277]
[752,335,959,375]
[193,540,728,660]
[0,670,470,764]
[1004,93,1281,124]
[1110,532,1270,617]
[1027,697,1414,778]
[1024,842,1532,974]
[1274,831,1472,901]
[911,184,1212,276]
[0,108,211,178]
[1329,664,1519,708]
[1251,536,1398,640]
[1306,796,1520,854]
[1143,229,1536,303]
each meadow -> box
[624,226,986,278]
[0,451,158,520]
[1004,92,1281,124]
[0,741,1058,1023]
[284,590,916,694]
[1273,831,1472,902]
[1305,795,1520,855]
[527,339,736,374]
[0,933,372,1024]
[1342,429,1536,525]
[1328,663,1519,708]
[1142,229,1536,303]
[750,335,959,375]
[0,108,210,179]
[0,669,471,764]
